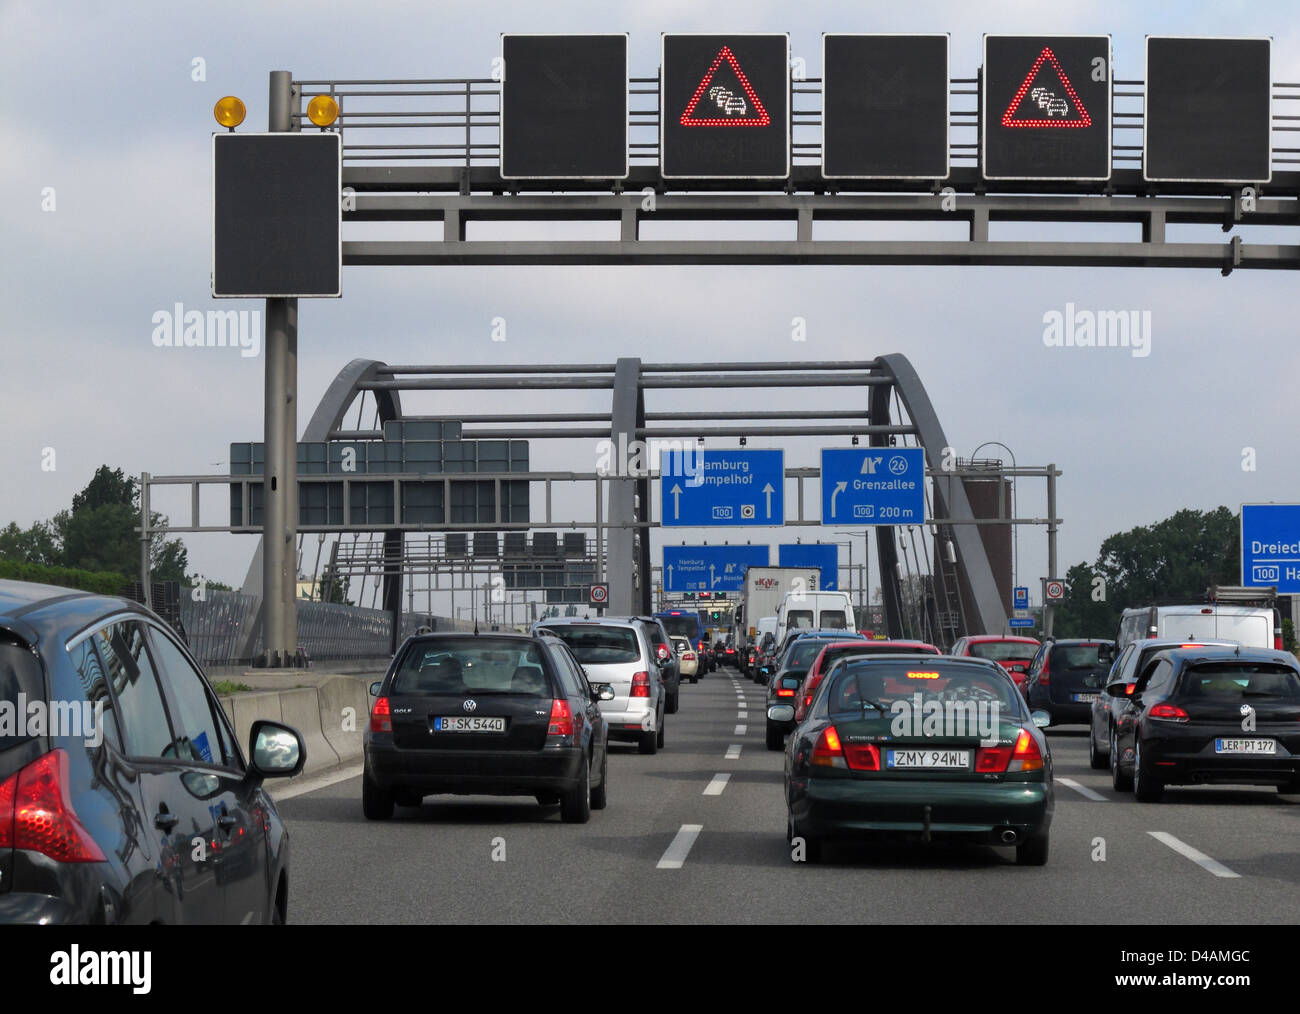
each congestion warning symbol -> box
[680,46,772,127]
[1001,47,1092,128]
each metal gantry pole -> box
[262,70,301,667]
[1045,463,1058,639]
[139,472,152,609]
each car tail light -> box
[811,725,846,768]
[1149,702,1190,723]
[776,687,795,698]
[802,694,813,710]
[547,699,574,738]
[370,696,392,733]
[0,750,104,863]
[1276,634,1285,650]
[631,671,652,698]
[1008,729,1044,772]
[683,652,696,661]
[975,744,1013,772]
[1037,653,1052,686]
[843,742,880,771]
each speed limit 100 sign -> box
[1045,580,1065,601]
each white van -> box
[1116,590,1279,653]
[774,590,855,648]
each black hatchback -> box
[364,633,612,823]
[0,579,306,925]
[1025,639,1115,724]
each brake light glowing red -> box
[776,687,795,698]
[548,699,574,737]
[843,742,880,771]
[1037,652,1051,686]
[370,696,392,733]
[631,671,651,698]
[1149,702,1190,723]
[1008,729,1045,771]
[975,744,1012,772]
[3,750,105,862]
[811,725,845,767]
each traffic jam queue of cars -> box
[758,586,1298,864]
[4,574,1297,922]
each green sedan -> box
[780,655,1054,865]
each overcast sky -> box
[2,0,1297,610]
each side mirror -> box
[1097,645,1113,664]
[369,681,382,697]
[593,683,616,702]
[1030,710,1051,728]
[656,655,672,668]
[248,720,306,780]
[1105,683,1131,698]
[768,704,796,723]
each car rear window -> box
[826,661,1022,715]
[967,641,1037,663]
[1177,663,1300,701]
[542,625,640,664]
[1051,644,1106,670]
[392,639,550,696]
[789,639,838,669]
[0,637,44,751]
[787,610,814,630]
[819,610,848,629]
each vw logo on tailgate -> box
[462,699,477,713]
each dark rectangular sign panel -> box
[213,132,341,298]
[661,33,790,179]
[1144,36,1272,183]
[982,35,1112,181]
[500,34,629,180]
[822,34,949,179]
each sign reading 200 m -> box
[661,33,791,179]
[982,35,1112,181]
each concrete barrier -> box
[278,687,340,774]
[317,675,371,765]
[230,690,283,758]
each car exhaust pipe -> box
[921,804,932,843]
[999,828,1019,845]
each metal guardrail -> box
[290,74,1300,172]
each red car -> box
[794,639,941,723]
[949,635,1042,694]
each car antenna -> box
[474,621,479,635]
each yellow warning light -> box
[213,96,246,129]
[307,94,339,127]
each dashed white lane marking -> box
[1058,778,1107,801]
[703,774,731,796]
[734,724,747,735]
[657,824,703,869]
[1148,831,1241,879]
[725,744,742,759]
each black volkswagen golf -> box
[0,579,306,924]
[363,632,612,823]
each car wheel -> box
[362,774,394,821]
[1088,725,1107,770]
[1110,725,1133,792]
[691,674,699,684]
[1016,830,1050,866]
[590,752,608,810]
[639,724,658,755]
[656,713,666,748]
[560,754,592,824]
[1278,780,1300,795]
[766,723,784,751]
[1133,739,1164,803]
[395,789,423,807]
[666,691,679,715]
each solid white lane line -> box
[1057,778,1108,801]
[725,744,742,759]
[268,762,363,801]
[734,724,747,735]
[703,774,731,796]
[1148,831,1241,879]
[657,824,704,869]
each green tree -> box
[0,521,60,566]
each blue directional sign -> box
[661,450,784,527]
[1009,617,1036,629]
[820,448,925,525]
[1241,504,1300,593]
[664,545,770,592]
[779,544,839,590]
[1013,586,1029,610]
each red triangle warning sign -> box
[680,46,771,127]
[1000,47,1092,128]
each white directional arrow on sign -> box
[670,483,682,520]
[667,565,674,585]
[830,481,847,518]
[709,564,718,588]
[763,483,774,518]
[861,456,881,474]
